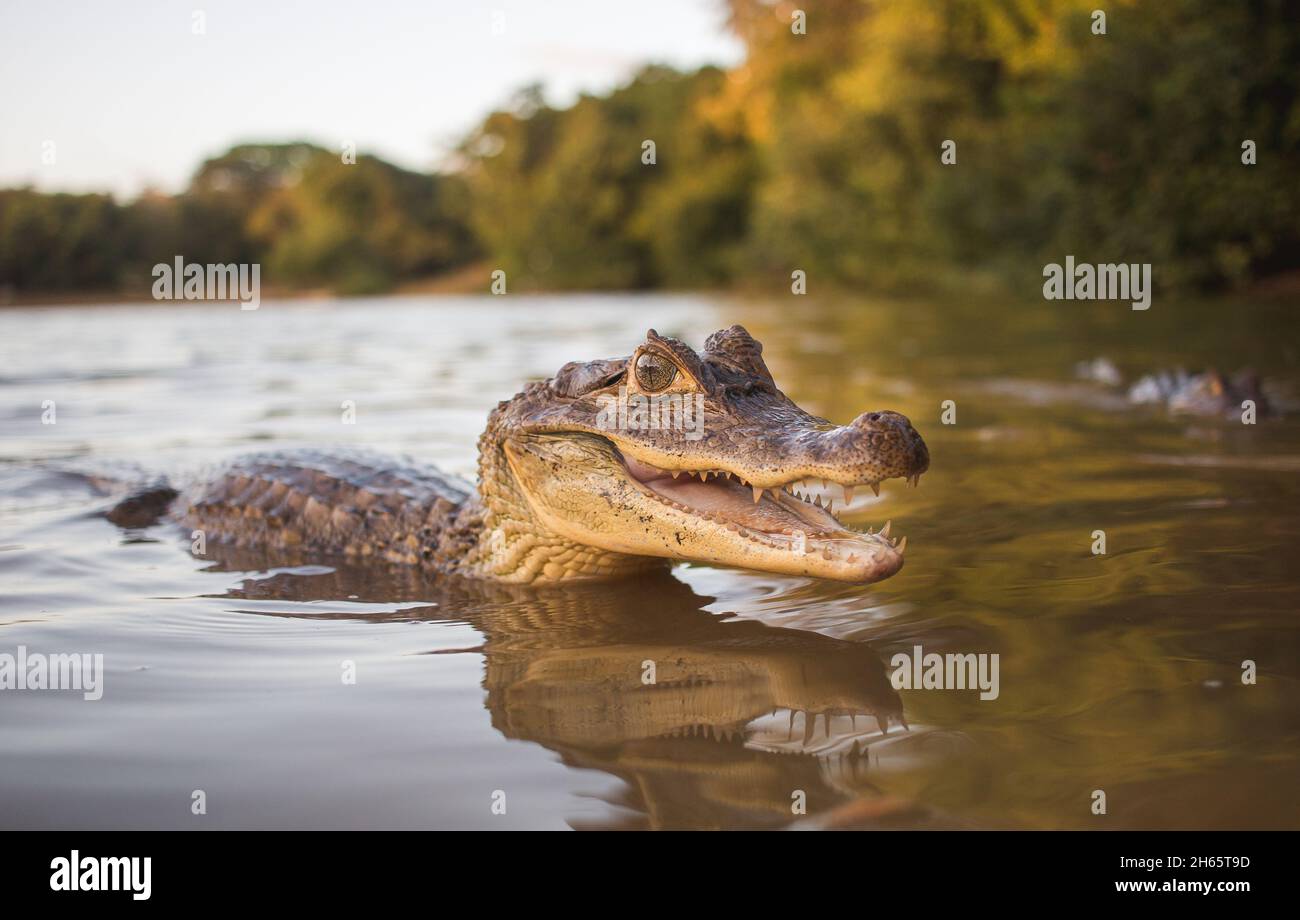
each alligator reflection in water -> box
[207,544,968,829]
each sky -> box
[0,0,744,198]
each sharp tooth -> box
[814,494,822,507]
[870,481,880,497]
[897,536,907,554]
[821,478,829,490]
[842,485,855,505]
[880,520,891,538]
[825,498,834,513]
[671,471,681,479]
[752,485,763,503]
[702,471,711,481]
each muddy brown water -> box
[1,293,1297,829]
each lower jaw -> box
[628,493,902,580]
[705,542,903,583]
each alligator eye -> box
[635,352,678,391]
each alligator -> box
[110,325,929,585]
[1075,358,1272,418]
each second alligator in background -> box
[1075,358,1273,419]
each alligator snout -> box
[804,409,928,488]
[851,410,929,472]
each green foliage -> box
[0,189,130,290]
[459,67,756,289]
[244,146,477,293]
[729,0,1300,291]
[0,143,479,296]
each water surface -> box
[2,293,1297,829]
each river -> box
[2,291,1297,829]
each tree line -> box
[3,0,1296,298]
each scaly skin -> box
[149,325,929,584]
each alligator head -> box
[473,325,929,583]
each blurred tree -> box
[725,0,1300,290]
[243,145,477,293]
[459,66,756,289]
[0,189,129,290]
[0,143,478,296]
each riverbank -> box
[5,264,1299,310]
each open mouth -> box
[619,451,909,565]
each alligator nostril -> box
[852,410,892,429]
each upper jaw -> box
[588,404,930,495]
